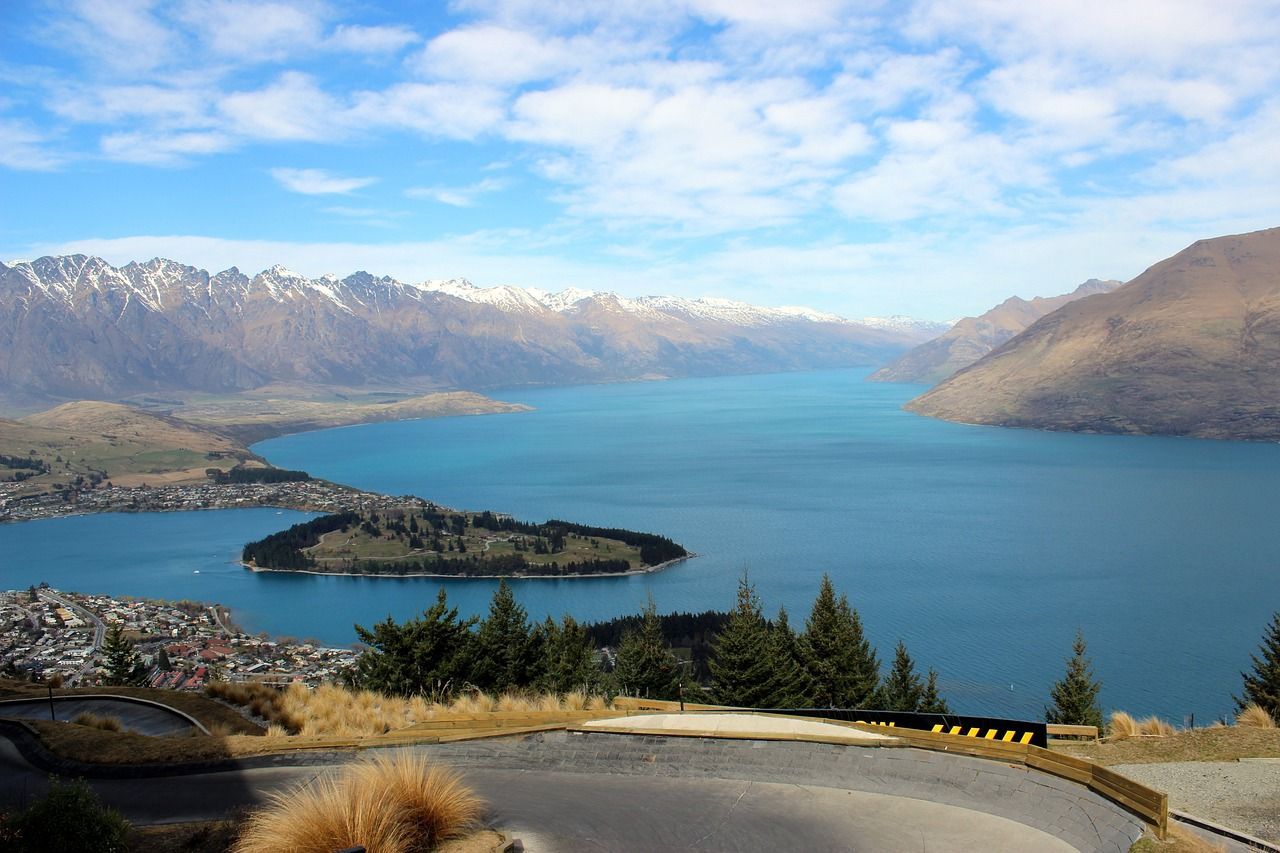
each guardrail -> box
[611,697,1166,838]
[1047,723,1100,740]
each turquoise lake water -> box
[5,369,1279,722]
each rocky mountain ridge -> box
[869,279,1122,385]
[0,255,942,406]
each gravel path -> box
[1112,761,1280,843]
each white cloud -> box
[175,0,325,62]
[325,24,419,54]
[271,167,377,194]
[219,72,338,141]
[405,178,506,207]
[99,130,234,165]
[414,25,574,85]
[0,119,62,170]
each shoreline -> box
[239,553,696,580]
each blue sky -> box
[1,0,1278,319]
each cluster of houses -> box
[0,478,430,522]
[0,587,360,689]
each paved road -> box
[0,697,197,736]
[0,739,1075,852]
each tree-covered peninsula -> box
[241,506,688,578]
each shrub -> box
[233,753,481,853]
[71,712,124,732]
[1236,703,1277,729]
[6,778,130,853]
[1107,711,1139,740]
[1137,716,1175,737]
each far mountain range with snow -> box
[0,255,945,408]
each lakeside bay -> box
[5,369,1280,722]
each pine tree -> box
[765,606,815,708]
[877,640,924,711]
[709,575,776,707]
[534,615,600,694]
[156,647,172,672]
[1045,630,1103,728]
[613,597,682,700]
[351,588,476,697]
[1236,611,1280,720]
[101,623,145,686]
[919,669,951,713]
[800,574,879,708]
[471,580,534,693]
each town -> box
[0,478,432,523]
[0,586,359,689]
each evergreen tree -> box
[709,575,777,707]
[764,606,815,708]
[155,647,172,672]
[534,615,600,694]
[101,624,145,686]
[919,669,951,714]
[613,597,682,700]
[1236,611,1280,720]
[800,574,879,708]
[350,589,476,696]
[1045,630,1103,728]
[877,641,925,711]
[471,580,534,693]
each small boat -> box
[193,570,200,574]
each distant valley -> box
[907,227,1280,441]
[0,255,943,410]
[870,279,1122,386]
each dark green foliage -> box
[155,647,171,672]
[208,466,310,484]
[241,512,357,569]
[1045,630,1103,728]
[4,777,130,853]
[534,615,600,694]
[471,513,687,566]
[877,641,924,711]
[763,607,815,709]
[613,598,683,700]
[470,581,535,693]
[584,610,727,681]
[919,669,950,714]
[349,589,476,696]
[101,624,146,687]
[1237,611,1280,720]
[800,574,879,708]
[709,576,777,707]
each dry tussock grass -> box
[1138,716,1176,737]
[211,681,613,738]
[1236,703,1277,728]
[232,753,481,853]
[71,711,123,732]
[1108,711,1139,740]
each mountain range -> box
[869,279,1122,385]
[907,227,1280,440]
[0,255,945,407]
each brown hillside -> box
[907,227,1280,440]
[869,279,1121,385]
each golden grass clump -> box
[1138,716,1176,737]
[1107,711,1139,741]
[233,753,482,853]
[1236,703,1278,729]
[71,711,123,732]
[206,681,304,733]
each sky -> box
[1,0,1278,320]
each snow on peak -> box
[414,278,548,313]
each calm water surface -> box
[5,369,1279,722]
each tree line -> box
[207,466,312,484]
[471,511,688,566]
[347,573,950,714]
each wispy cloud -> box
[271,167,377,195]
[405,177,506,207]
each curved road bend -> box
[0,740,1073,852]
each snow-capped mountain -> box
[0,255,942,404]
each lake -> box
[5,369,1279,722]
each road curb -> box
[1172,810,1280,852]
